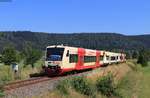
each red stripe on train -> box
[96,51,100,65]
[76,48,86,70]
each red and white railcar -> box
[43,45,126,76]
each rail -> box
[4,77,60,91]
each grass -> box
[138,62,150,98]
[0,57,44,82]
[0,63,15,82]
[118,61,150,98]
[118,71,140,98]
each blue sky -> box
[0,0,150,35]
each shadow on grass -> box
[29,72,45,77]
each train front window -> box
[46,48,64,61]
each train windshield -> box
[46,48,64,61]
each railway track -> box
[4,69,92,92]
[4,76,60,91]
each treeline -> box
[0,31,150,52]
[0,43,42,68]
[125,49,150,66]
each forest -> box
[0,31,150,51]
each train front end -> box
[43,45,64,76]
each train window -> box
[84,56,96,63]
[117,56,118,60]
[66,50,69,57]
[111,56,116,60]
[46,48,64,61]
[69,54,78,63]
[100,56,103,61]
[106,56,109,60]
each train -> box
[43,45,126,76]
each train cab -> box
[44,45,78,75]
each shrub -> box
[70,76,93,96]
[96,74,119,97]
[57,81,69,95]
[0,84,4,97]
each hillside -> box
[0,31,150,51]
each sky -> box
[0,0,150,35]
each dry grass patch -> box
[87,63,131,85]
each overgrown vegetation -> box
[0,84,4,97]
[35,61,150,98]
[96,74,120,97]
[57,80,69,95]
[0,58,44,82]
[70,76,94,96]
[53,61,150,98]
[56,73,123,98]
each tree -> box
[22,43,42,68]
[1,46,18,65]
[125,50,133,59]
[132,50,139,59]
[137,48,149,67]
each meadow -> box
[0,57,44,83]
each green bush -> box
[71,76,93,96]
[96,74,120,97]
[0,84,4,97]
[57,81,69,95]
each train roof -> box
[46,45,104,51]
[46,45,125,55]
